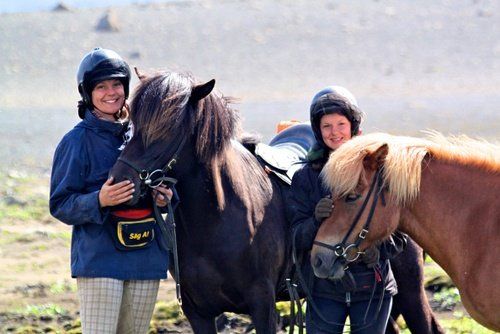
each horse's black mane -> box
[130,71,271,222]
[130,71,237,165]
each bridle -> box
[287,168,388,333]
[313,167,386,268]
[116,135,188,195]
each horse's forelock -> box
[321,134,392,200]
[131,72,194,147]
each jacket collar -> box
[80,109,129,136]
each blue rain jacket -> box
[50,111,169,280]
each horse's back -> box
[255,123,315,184]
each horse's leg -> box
[391,238,445,334]
[246,280,278,334]
[181,296,217,334]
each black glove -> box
[314,197,334,223]
[362,246,380,268]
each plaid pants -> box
[77,277,160,334]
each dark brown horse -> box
[109,71,443,333]
[312,132,500,331]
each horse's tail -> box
[239,132,262,154]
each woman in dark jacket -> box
[288,86,406,333]
[50,48,175,334]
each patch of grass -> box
[152,300,186,323]
[433,287,461,311]
[9,325,45,334]
[0,171,53,224]
[12,262,28,273]
[276,301,291,317]
[441,312,496,333]
[0,229,18,245]
[49,280,76,294]
[18,304,68,317]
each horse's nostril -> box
[314,256,323,268]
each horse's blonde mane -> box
[321,132,500,206]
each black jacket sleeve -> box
[287,167,322,252]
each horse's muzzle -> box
[311,251,346,280]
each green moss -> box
[433,287,461,310]
[152,301,186,323]
[18,304,68,317]
[49,280,76,294]
[0,171,53,223]
[12,326,44,334]
[441,312,496,333]
[275,301,291,316]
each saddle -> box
[255,123,315,185]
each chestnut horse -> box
[311,132,500,331]
[109,71,442,333]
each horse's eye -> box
[345,194,361,203]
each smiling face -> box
[91,79,125,120]
[320,113,352,150]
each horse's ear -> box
[134,67,147,82]
[363,144,388,170]
[190,79,216,103]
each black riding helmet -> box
[76,47,131,119]
[309,86,364,149]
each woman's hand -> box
[98,177,135,208]
[152,185,173,207]
[314,196,334,223]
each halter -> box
[313,167,386,267]
[286,168,387,333]
[116,135,188,195]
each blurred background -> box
[0,1,499,333]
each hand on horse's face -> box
[314,196,334,223]
[362,245,380,268]
[98,177,135,208]
[152,185,173,207]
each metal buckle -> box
[334,244,345,257]
[358,228,369,239]
[148,169,165,188]
[139,170,149,181]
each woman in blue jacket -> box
[288,86,406,333]
[50,48,173,334]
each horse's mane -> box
[130,71,272,231]
[321,132,500,206]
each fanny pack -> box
[109,208,156,251]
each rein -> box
[153,191,182,306]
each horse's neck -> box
[400,159,500,286]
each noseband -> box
[116,135,187,196]
[313,167,386,266]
